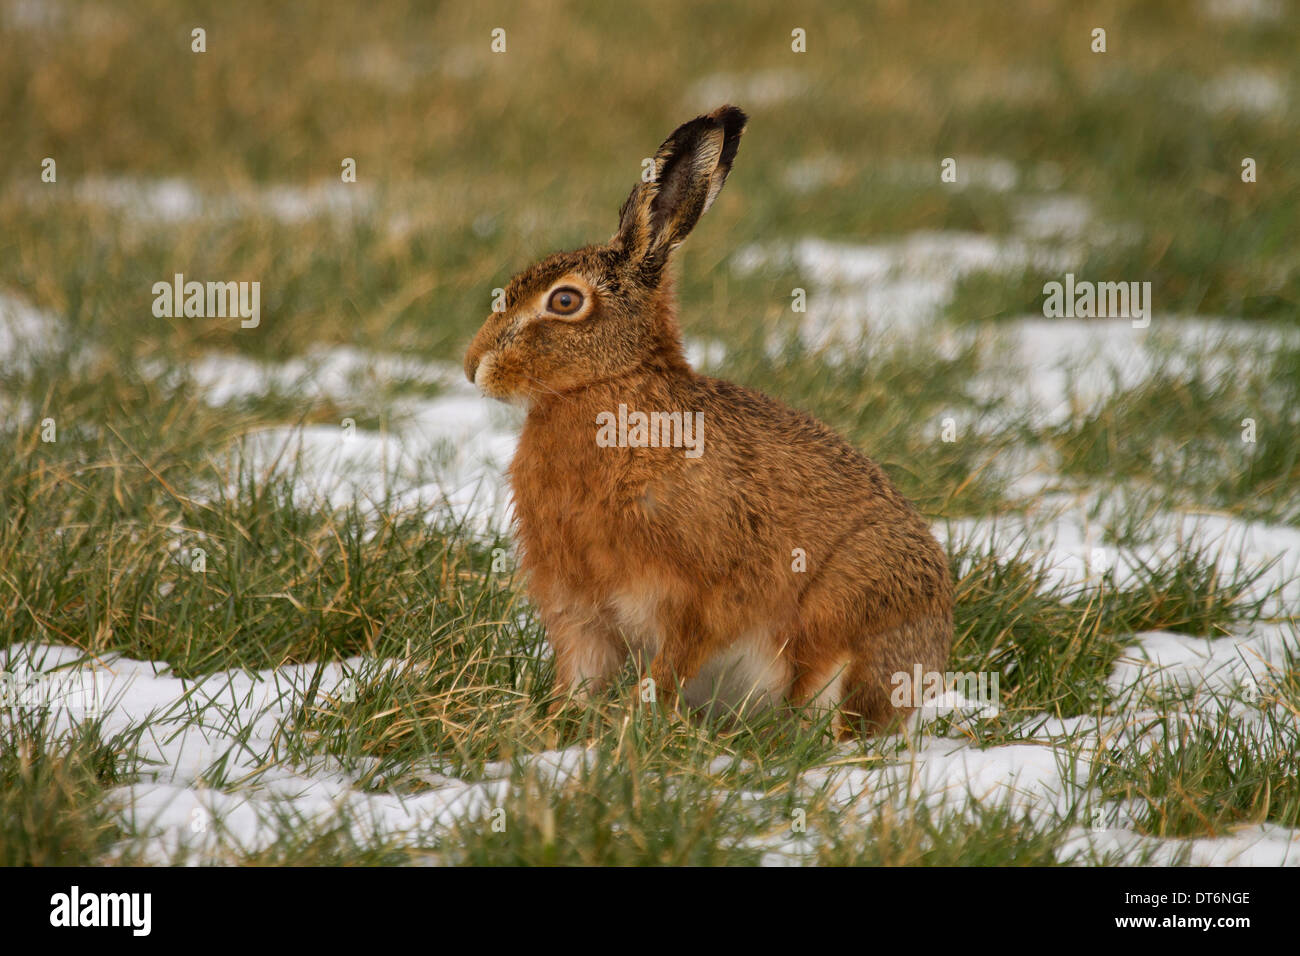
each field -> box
[2,0,1299,865]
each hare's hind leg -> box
[789,615,951,737]
[790,652,853,738]
[841,615,953,735]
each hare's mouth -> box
[470,351,503,395]
[470,352,531,408]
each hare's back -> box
[691,375,900,498]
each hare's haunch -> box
[465,106,953,736]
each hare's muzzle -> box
[464,345,498,394]
[464,325,493,387]
[465,340,491,386]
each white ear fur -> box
[697,128,728,216]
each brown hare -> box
[465,105,953,736]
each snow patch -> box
[687,70,808,110]
[733,232,1075,347]
[0,290,62,372]
[1200,0,1284,23]
[943,493,1300,620]
[50,176,375,226]
[1200,69,1288,115]
[0,642,588,863]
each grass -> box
[812,801,1074,867]
[430,748,774,866]
[1097,708,1300,837]
[2,0,1299,865]
[947,531,1278,733]
[0,712,137,866]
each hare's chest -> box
[511,438,665,542]
[510,469,625,548]
[510,435,615,518]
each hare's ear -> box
[614,105,747,266]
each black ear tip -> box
[712,104,749,136]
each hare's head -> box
[465,105,747,403]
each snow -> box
[687,70,809,110]
[177,346,458,406]
[1201,0,1284,22]
[976,316,1297,429]
[1062,823,1300,867]
[0,290,62,372]
[1108,623,1297,702]
[37,175,374,226]
[0,642,592,863]
[731,220,1293,434]
[733,232,1075,347]
[226,391,520,531]
[781,155,1041,195]
[0,292,76,427]
[1013,194,1094,240]
[941,493,1300,618]
[5,263,1298,864]
[811,739,1089,820]
[1200,69,1288,115]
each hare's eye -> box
[546,287,584,316]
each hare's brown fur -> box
[465,106,952,735]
